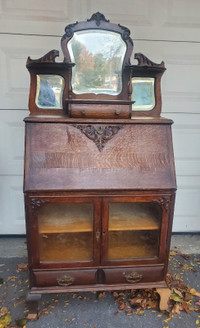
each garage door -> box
[0,0,200,233]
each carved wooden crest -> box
[73,124,123,151]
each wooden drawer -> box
[68,103,131,119]
[104,266,164,285]
[33,269,97,287]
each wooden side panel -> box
[24,122,176,191]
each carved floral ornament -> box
[153,197,170,212]
[73,124,123,151]
[31,198,49,210]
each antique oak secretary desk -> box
[24,13,176,309]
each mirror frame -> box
[131,53,166,117]
[61,12,133,101]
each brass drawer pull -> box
[124,272,143,283]
[57,275,74,287]
[115,109,121,115]
[81,109,86,115]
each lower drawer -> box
[104,265,164,285]
[33,269,97,287]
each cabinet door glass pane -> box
[108,203,161,260]
[38,203,93,262]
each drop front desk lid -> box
[24,116,176,192]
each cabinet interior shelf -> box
[38,203,160,234]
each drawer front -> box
[69,103,131,119]
[104,266,164,285]
[33,269,97,287]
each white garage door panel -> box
[0,34,62,109]
[0,110,28,175]
[0,176,25,234]
[173,178,200,232]
[1,0,200,42]
[133,41,200,114]
[0,0,74,35]
[165,113,200,176]
[163,113,200,232]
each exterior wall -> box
[0,0,200,233]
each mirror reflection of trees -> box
[68,31,126,95]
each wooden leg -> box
[156,288,171,311]
[26,293,41,316]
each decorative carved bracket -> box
[73,124,123,151]
[31,198,49,210]
[153,197,170,212]
[134,53,165,68]
[26,50,59,66]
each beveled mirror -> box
[61,12,133,101]
[68,30,126,95]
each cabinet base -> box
[29,280,167,295]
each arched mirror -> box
[61,12,133,102]
[67,30,126,95]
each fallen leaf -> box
[172,303,182,315]
[98,292,106,299]
[15,318,27,327]
[190,288,200,297]
[27,313,37,320]
[0,265,5,268]
[0,313,12,328]
[170,250,182,256]
[17,264,28,272]
[0,308,8,317]
[38,305,52,319]
[125,308,133,316]
[170,292,183,303]
[118,301,126,311]
[173,288,183,298]
[135,308,144,315]
[181,301,191,314]
[8,276,17,282]
[184,292,192,302]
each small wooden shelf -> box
[38,203,93,234]
[108,231,159,259]
[39,232,92,262]
[109,203,160,231]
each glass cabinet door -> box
[103,200,162,263]
[37,201,97,264]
